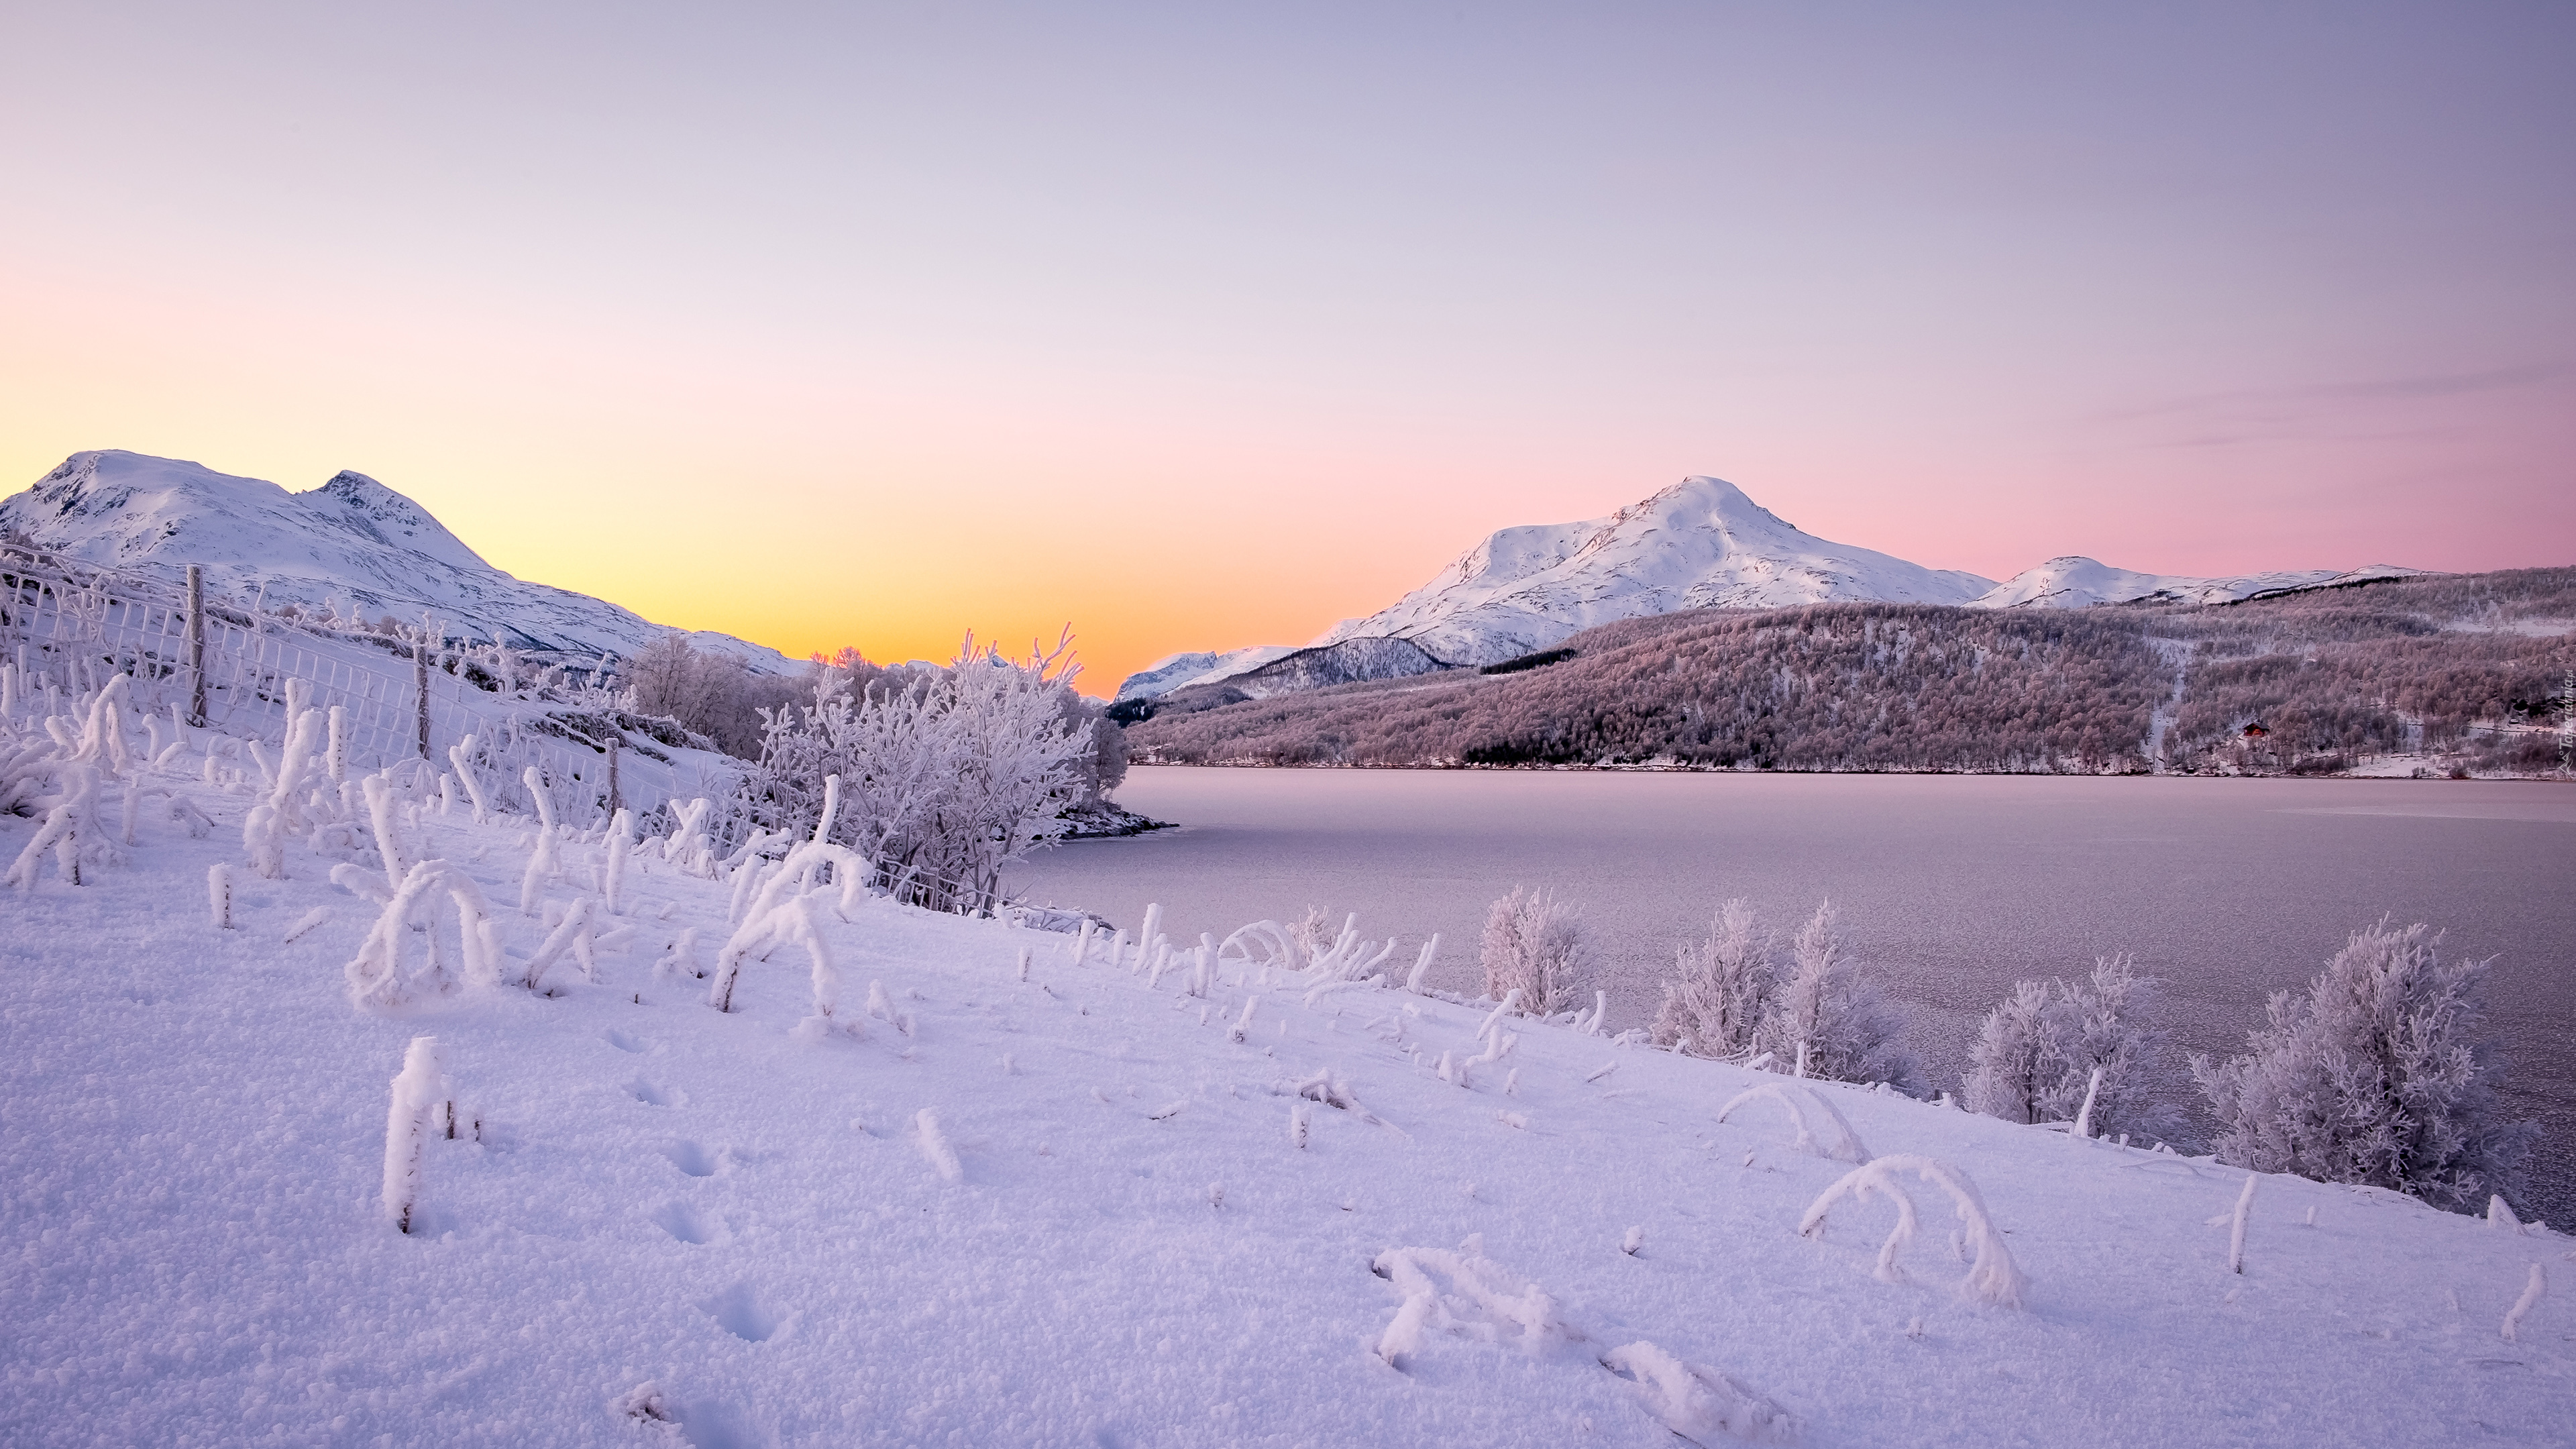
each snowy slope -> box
[1307,477,1998,667]
[5,696,2570,1446]
[1968,557,2427,610]
[1116,646,1301,702]
[1,451,795,671]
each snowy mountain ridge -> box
[0,450,795,672]
[1312,476,1997,668]
[1115,645,1302,702]
[1968,555,2424,610]
[1121,476,2424,699]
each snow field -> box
[4,706,2575,1444]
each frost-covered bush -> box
[1650,899,1773,1058]
[1755,901,1921,1091]
[739,633,1095,915]
[1964,981,2061,1124]
[624,633,810,759]
[2192,919,2537,1212]
[1965,955,2180,1142]
[1479,885,1589,1016]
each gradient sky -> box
[3,3,2569,692]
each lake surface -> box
[1007,767,2576,1220]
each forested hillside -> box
[1126,568,2576,775]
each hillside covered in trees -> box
[1124,568,2576,775]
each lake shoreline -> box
[1018,767,2576,1220]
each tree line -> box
[1124,567,2575,775]
[1480,885,2535,1214]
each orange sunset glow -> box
[4,5,2567,691]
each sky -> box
[2,2,2569,692]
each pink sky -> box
[3,3,2569,692]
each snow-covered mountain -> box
[1966,556,2426,610]
[1311,476,1997,668]
[1,451,795,671]
[1114,646,1301,702]
[1116,474,2429,701]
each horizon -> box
[4,4,2569,690]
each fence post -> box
[413,636,432,759]
[185,564,207,727]
[607,735,621,814]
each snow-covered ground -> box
[5,731,2571,1446]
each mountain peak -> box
[1305,473,1995,666]
[1,449,792,672]
[299,469,492,572]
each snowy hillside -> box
[1,451,794,671]
[1310,476,1996,668]
[1115,646,1301,702]
[6,683,2571,1445]
[1968,556,2426,610]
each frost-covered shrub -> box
[1479,885,1589,1016]
[1965,956,2180,1142]
[1964,981,2061,1124]
[1650,899,1773,1059]
[1755,901,1920,1091]
[737,634,1096,915]
[623,633,807,759]
[2193,919,2538,1212]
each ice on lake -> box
[1011,765,2576,1218]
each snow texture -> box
[2,694,2569,1445]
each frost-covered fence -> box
[1,543,713,823]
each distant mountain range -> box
[1118,475,2419,700]
[1124,566,2576,777]
[1,450,794,672]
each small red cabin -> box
[2241,722,2269,739]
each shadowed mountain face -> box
[2,450,791,670]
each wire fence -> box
[0,543,722,825]
[1,543,1068,919]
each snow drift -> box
[4,661,2568,1445]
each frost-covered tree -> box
[1756,901,1920,1091]
[625,633,810,758]
[742,633,1095,915]
[1480,885,1589,1016]
[1963,980,2064,1125]
[1650,899,1774,1058]
[1966,956,2180,1142]
[2193,919,2537,1212]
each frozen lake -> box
[1008,766,2576,1220]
